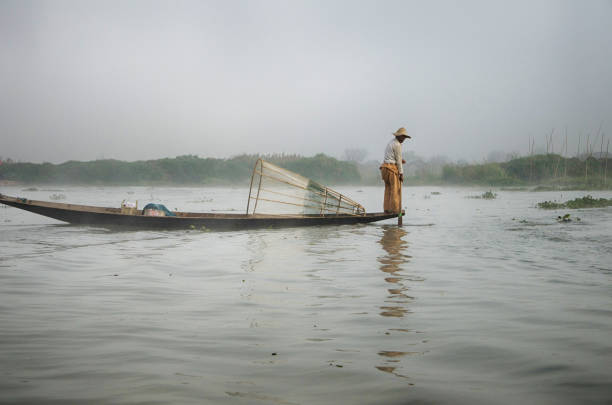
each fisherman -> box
[380,127,411,213]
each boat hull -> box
[0,195,398,230]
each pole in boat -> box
[398,178,403,226]
[245,159,258,214]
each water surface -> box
[1,186,611,404]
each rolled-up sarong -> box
[380,163,401,213]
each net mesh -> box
[246,159,365,216]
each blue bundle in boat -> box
[143,203,176,217]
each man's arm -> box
[393,142,404,182]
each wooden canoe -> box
[0,194,398,230]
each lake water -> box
[1,186,611,404]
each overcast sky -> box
[1,0,611,163]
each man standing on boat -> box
[380,127,411,213]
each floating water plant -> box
[511,218,529,223]
[538,195,612,209]
[482,190,497,199]
[565,195,612,209]
[556,213,580,222]
[467,190,497,199]
[537,200,565,209]
[558,213,571,222]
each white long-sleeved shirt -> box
[382,138,403,174]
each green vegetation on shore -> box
[0,154,360,186]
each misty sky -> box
[1,0,611,163]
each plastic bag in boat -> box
[143,203,176,217]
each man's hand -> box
[399,174,404,183]
[402,159,406,164]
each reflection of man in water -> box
[380,127,411,213]
[376,226,424,379]
[378,226,409,274]
[378,226,411,318]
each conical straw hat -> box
[392,127,411,138]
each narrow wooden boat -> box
[0,159,399,230]
[0,194,397,230]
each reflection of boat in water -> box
[0,160,398,230]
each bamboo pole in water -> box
[553,127,564,179]
[605,139,609,186]
[528,136,531,182]
[601,133,605,181]
[529,136,534,183]
[547,128,555,178]
[595,122,603,142]
[564,130,568,178]
[590,123,602,184]
[550,131,554,154]
[586,134,591,181]
[554,135,562,180]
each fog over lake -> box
[1,0,611,163]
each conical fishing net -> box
[246,159,365,216]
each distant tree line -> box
[1,152,610,189]
[0,154,361,186]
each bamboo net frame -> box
[246,159,365,216]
